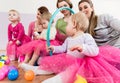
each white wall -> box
[0,0,120,50]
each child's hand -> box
[70,45,83,52]
[34,32,39,37]
[47,46,54,52]
[16,40,21,45]
[36,35,41,40]
[9,41,13,44]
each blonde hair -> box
[78,0,97,36]
[9,9,20,21]
[41,12,52,22]
[71,11,89,32]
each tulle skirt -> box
[7,35,31,60]
[39,46,120,83]
[21,35,31,44]
[17,39,59,56]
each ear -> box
[73,20,77,28]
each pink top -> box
[8,22,25,42]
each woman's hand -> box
[70,45,83,52]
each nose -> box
[80,8,85,13]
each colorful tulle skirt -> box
[39,46,120,83]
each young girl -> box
[7,9,31,61]
[17,6,49,63]
[19,12,58,65]
[20,12,120,83]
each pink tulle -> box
[39,46,120,83]
[39,54,76,73]
[7,42,17,60]
[17,40,40,55]
[22,35,31,44]
[17,39,59,56]
[7,35,31,60]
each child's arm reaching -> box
[47,46,54,52]
[47,38,68,54]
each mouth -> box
[61,10,66,13]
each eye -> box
[59,4,68,8]
[84,5,88,9]
[42,22,45,25]
[37,13,40,16]
[79,7,82,11]
[64,4,67,7]
[9,14,11,16]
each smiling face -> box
[78,2,93,19]
[58,1,71,16]
[8,11,20,22]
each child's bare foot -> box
[28,61,34,66]
[18,60,28,68]
[23,60,29,63]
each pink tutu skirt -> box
[21,35,31,44]
[7,35,31,60]
[18,39,59,56]
[7,41,17,60]
[39,46,120,83]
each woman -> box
[78,0,120,48]
[55,0,73,45]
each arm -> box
[70,34,99,56]
[28,22,34,38]
[8,24,12,41]
[53,38,68,53]
[103,14,120,32]
[81,34,99,56]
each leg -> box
[28,52,39,65]
[41,72,63,83]
[28,47,40,65]
[42,64,79,83]
[23,52,32,63]
[19,63,53,75]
